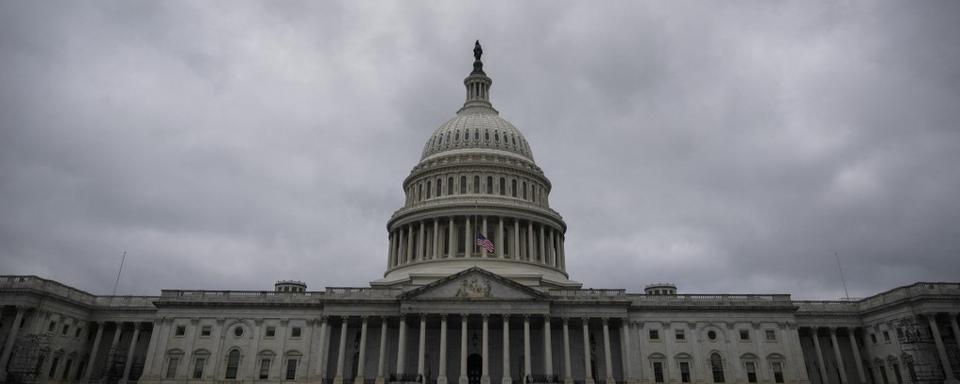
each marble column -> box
[418,315,427,378]
[583,319,595,384]
[108,322,123,367]
[527,222,534,261]
[81,321,105,381]
[447,218,455,258]
[621,321,632,383]
[439,316,449,384]
[811,328,829,384]
[544,316,554,377]
[829,328,849,384]
[602,319,614,384]
[524,316,532,380]
[927,314,958,383]
[377,317,389,384]
[335,318,349,384]
[0,307,26,380]
[559,235,566,269]
[406,225,414,263]
[119,323,141,383]
[465,217,472,258]
[547,229,555,266]
[503,316,512,384]
[483,216,488,239]
[318,317,330,380]
[419,221,426,261]
[482,314,490,384]
[141,320,162,377]
[848,328,867,384]
[563,318,573,384]
[397,316,408,375]
[356,317,369,384]
[539,225,546,265]
[460,315,469,384]
[434,218,441,260]
[497,217,505,258]
[513,219,520,260]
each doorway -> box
[468,354,482,384]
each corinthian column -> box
[583,318,595,384]
[439,316,449,384]
[503,316,512,384]
[539,225,546,264]
[448,217,456,258]
[527,222,534,261]
[829,328,848,384]
[482,314,490,384]
[497,217,505,258]
[513,219,520,260]
[460,315,469,384]
[563,318,573,384]
[355,317,369,384]
[927,314,958,384]
[544,316,554,377]
[418,221,426,261]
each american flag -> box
[475,233,495,253]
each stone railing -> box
[93,296,160,308]
[858,282,960,309]
[549,289,627,299]
[324,287,403,299]
[628,294,793,306]
[0,275,97,305]
[794,300,861,313]
[389,195,564,222]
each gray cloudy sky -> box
[2,1,959,299]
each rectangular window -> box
[291,327,302,338]
[61,359,72,380]
[75,328,82,338]
[772,362,784,383]
[649,329,660,340]
[653,362,665,383]
[48,321,57,332]
[193,357,206,379]
[896,328,904,339]
[680,362,691,383]
[266,326,276,337]
[765,330,777,341]
[62,324,70,335]
[740,329,750,340]
[883,331,890,342]
[49,356,60,377]
[200,326,211,337]
[746,362,757,383]
[166,357,180,379]
[675,329,685,341]
[870,333,877,343]
[286,359,298,380]
[259,359,271,379]
[175,325,186,336]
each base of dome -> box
[371,258,581,290]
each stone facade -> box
[1,44,959,384]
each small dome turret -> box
[645,283,677,295]
[275,280,307,293]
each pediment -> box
[401,267,546,301]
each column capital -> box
[581,317,590,323]
[440,314,448,320]
[522,314,531,320]
[543,315,551,322]
[481,313,490,320]
[562,317,569,325]
[601,317,609,325]
[361,315,369,321]
[461,313,469,319]
[502,314,510,320]
[420,313,428,321]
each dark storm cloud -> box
[1,1,958,299]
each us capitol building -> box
[1,43,959,384]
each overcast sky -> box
[2,1,959,299]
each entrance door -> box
[468,354,482,384]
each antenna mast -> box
[112,251,126,295]
[835,252,850,300]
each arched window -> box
[455,131,460,141]
[486,177,493,194]
[448,177,454,195]
[460,176,467,194]
[417,183,423,201]
[474,130,479,140]
[511,179,517,197]
[225,350,241,379]
[711,353,725,383]
[522,182,527,199]
[426,181,432,198]
[532,185,537,202]
[473,176,480,194]
[436,178,442,197]
[499,177,506,195]
[495,132,500,142]
[485,131,490,141]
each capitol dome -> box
[373,42,579,289]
